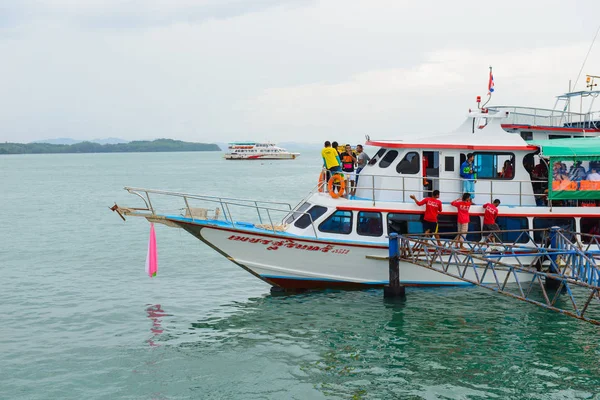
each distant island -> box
[0,139,221,155]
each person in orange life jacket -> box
[482,199,501,242]
[341,144,357,196]
[410,190,442,246]
[451,192,472,249]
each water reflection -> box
[182,288,600,398]
[146,304,168,347]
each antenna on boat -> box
[572,23,600,91]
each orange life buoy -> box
[327,174,346,198]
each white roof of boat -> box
[367,110,538,151]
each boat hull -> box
[174,219,532,290]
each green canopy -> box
[528,137,600,159]
[528,137,600,200]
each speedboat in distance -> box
[224,142,300,160]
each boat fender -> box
[327,174,346,199]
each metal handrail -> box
[320,170,551,206]
[490,106,600,129]
[491,105,588,117]
[125,187,293,210]
[123,187,320,238]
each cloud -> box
[1,0,313,29]
[0,0,599,143]
[245,43,600,142]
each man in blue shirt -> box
[460,153,476,201]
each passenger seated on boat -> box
[500,160,513,179]
[552,162,568,182]
[568,161,587,181]
[587,168,600,181]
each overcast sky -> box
[1,0,600,144]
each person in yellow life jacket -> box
[322,141,342,183]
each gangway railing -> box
[390,227,600,325]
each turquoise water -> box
[1,152,599,399]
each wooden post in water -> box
[384,233,406,298]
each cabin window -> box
[379,150,399,168]
[474,152,515,180]
[369,148,386,165]
[437,215,481,241]
[520,131,533,141]
[395,152,420,174]
[294,205,328,229]
[495,216,529,243]
[549,134,571,140]
[319,210,353,235]
[580,217,600,243]
[357,211,383,237]
[284,202,311,224]
[445,156,454,172]
[533,217,575,243]
[387,213,423,235]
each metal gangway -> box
[387,228,600,325]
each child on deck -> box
[451,193,472,249]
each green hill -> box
[0,139,221,155]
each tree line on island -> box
[0,139,221,155]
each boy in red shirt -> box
[410,190,442,246]
[482,199,501,242]
[451,193,472,249]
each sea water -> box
[1,152,599,399]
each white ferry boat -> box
[112,86,600,291]
[224,142,300,160]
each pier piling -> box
[546,226,562,290]
[384,233,406,299]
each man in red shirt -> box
[482,199,501,242]
[451,193,472,249]
[410,190,442,246]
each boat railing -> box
[490,106,600,129]
[319,170,556,207]
[120,186,322,239]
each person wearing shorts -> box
[451,193,472,249]
[482,199,501,242]
[321,140,341,184]
[410,190,442,246]
[341,144,357,196]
